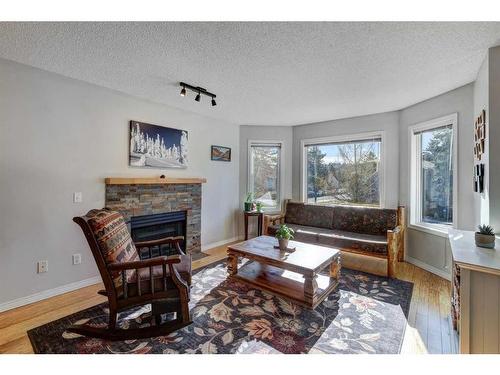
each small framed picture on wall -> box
[211,145,231,162]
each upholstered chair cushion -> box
[268,223,388,255]
[331,206,397,236]
[86,209,139,292]
[285,202,334,229]
[316,228,388,255]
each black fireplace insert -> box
[129,211,187,258]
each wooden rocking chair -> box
[70,208,192,341]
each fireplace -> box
[129,211,187,258]
[105,178,204,255]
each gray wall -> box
[472,45,500,230]
[489,47,500,230]
[292,111,401,208]
[399,83,474,277]
[0,58,240,306]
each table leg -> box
[304,274,318,306]
[329,256,341,280]
[244,214,249,240]
[227,253,238,276]
[257,214,262,236]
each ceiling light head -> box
[180,82,216,106]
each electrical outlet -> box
[37,260,48,273]
[73,192,83,203]
[72,253,82,265]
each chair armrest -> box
[386,225,405,277]
[387,225,401,235]
[265,214,285,225]
[134,235,186,255]
[107,255,181,271]
[263,214,285,235]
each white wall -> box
[292,111,401,208]
[0,58,240,307]
[399,83,474,278]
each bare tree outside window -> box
[409,114,456,231]
[250,144,281,210]
[420,126,453,225]
[306,139,381,206]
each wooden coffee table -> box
[227,236,341,309]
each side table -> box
[244,211,264,240]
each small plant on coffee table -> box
[275,224,294,251]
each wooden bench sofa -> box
[265,200,405,277]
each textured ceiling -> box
[1,22,500,126]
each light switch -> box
[72,253,82,265]
[73,192,83,203]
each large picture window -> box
[409,114,457,234]
[302,133,383,207]
[248,142,282,211]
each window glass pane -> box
[251,145,280,209]
[305,139,381,206]
[420,126,453,225]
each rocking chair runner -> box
[70,208,192,341]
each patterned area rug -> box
[28,260,413,354]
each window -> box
[302,132,383,207]
[248,142,282,211]
[409,114,457,234]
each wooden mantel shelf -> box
[105,177,207,185]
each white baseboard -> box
[406,256,451,281]
[201,236,244,252]
[0,275,102,313]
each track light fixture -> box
[179,82,217,107]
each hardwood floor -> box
[397,261,458,354]
[0,242,457,354]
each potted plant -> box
[244,193,254,212]
[255,201,263,213]
[275,224,294,251]
[475,224,496,249]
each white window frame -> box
[408,113,458,237]
[300,130,386,208]
[247,140,285,213]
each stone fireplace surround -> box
[104,177,205,255]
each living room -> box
[1,1,500,371]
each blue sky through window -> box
[316,141,381,165]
